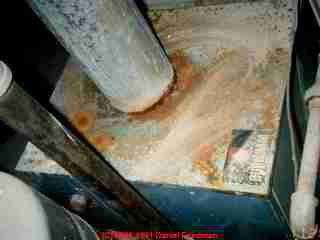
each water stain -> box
[55,4,289,194]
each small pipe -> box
[296,100,320,194]
[290,62,320,239]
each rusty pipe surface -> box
[0,61,171,230]
[290,61,320,239]
[26,0,174,113]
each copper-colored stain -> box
[192,140,227,188]
[262,94,277,130]
[88,134,115,152]
[128,84,176,120]
[169,51,194,91]
[51,3,289,194]
[71,111,96,133]
[128,51,194,121]
[194,143,214,162]
[192,143,215,176]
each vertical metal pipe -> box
[26,0,174,113]
[290,61,320,239]
[0,61,171,230]
[290,101,320,239]
[296,101,320,194]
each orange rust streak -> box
[195,143,214,162]
[88,134,115,152]
[169,51,194,91]
[192,143,215,177]
[128,51,194,121]
[71,111,96,133]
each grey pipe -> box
[0,172,98,240]
[290,62,320,239]
[26,0,174,113]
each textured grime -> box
[22,0,292,195]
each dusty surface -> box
[19,0,293,195]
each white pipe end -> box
[290,192,318,239]
[0,61,12,97]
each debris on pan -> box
[19,0,294,196]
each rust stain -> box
[169,51,194,91]
[128,84,176,121]
[262,94,277,130]
[71,111,96,133]
[88,134,115,152]
[192,143,215,177]
[192,139,228,188]
[128,51,194,121]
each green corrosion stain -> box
[109,121,162,138]
[109,127,130,137]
